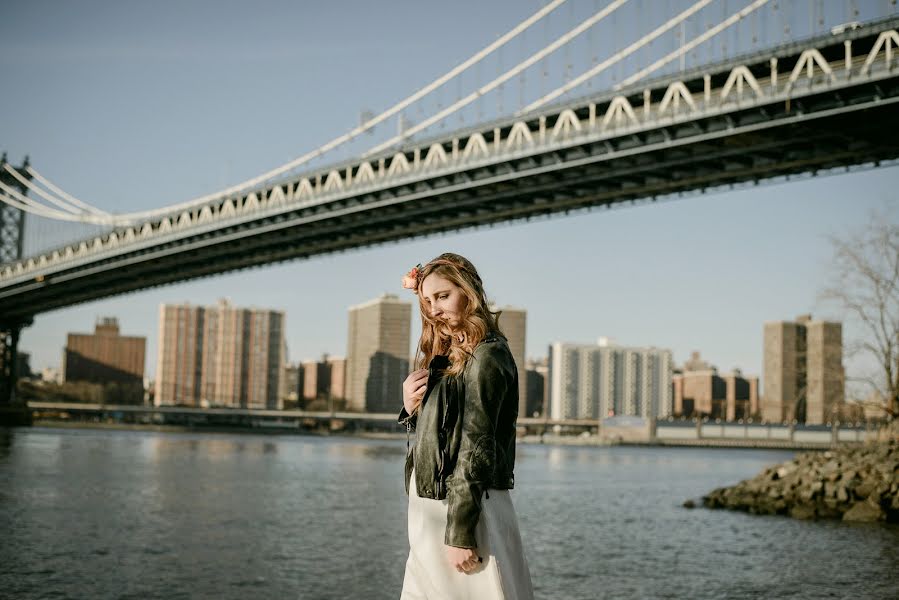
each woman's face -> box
[420,273,466,330]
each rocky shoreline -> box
[698,440,899,523]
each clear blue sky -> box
[2,1,897,389]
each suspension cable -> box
[520,0,715,113]
[2,164,101,216]
[79,0,570,225]
[0,184,105,223]
[25,166,111,216]
[363,0,631,157]
[615,0,771,89]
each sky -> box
[1,1,897,393]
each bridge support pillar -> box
[0,320,33,426]
[0,154,30,264]
[0,154,34,426]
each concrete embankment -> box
[700,440,899,522]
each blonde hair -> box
[413,252,505,377]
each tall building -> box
[548,338,673,420]
[156,304,203,405]
[328,356,347,401]
[525,356,548,417]
[806,320,844,425]
[763,314,843,424]
[297,354,347,409]
[301,357,331,402]
[278,337,289,403]
[155,299,285,409]
[283,364,301,404]
[495,305,527,418]
[298,354,345,400]
[671,351,759,420]
[64,317,146,385]
[346,293,411,413]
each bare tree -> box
[819,209,898,429]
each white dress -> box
[400,468,534,600]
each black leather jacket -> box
[397,331,519,549]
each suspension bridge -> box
[2,0,898,419]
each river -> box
[1,427,896,599]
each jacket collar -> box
[428,354,450,371]
[480,329,504,344]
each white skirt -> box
[401,468,534,600]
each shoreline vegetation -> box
[699,439,899,523]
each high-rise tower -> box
[346,293,411,413]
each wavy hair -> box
[412,252,504,378]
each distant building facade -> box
[16,351,32,380]
[41,366,62,384]
[298,354,347,407]
[283,365,301,404]
[301,358,331,401]
[525,357,548,417]
[155,299,285,409]
[672,351,759,420]
[346,294,411,413]
[329,356,347,402]
[548,338,673,420]
[763,314,844,424]
[495,305,527,419]
[861,390,889,422]
[63,317,146,385]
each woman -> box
[397,252,534,600]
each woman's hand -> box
[445,545,482,573]
[402,369,429,415]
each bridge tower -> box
[0,153,33,426]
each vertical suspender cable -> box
[615,0,772,89]
[363,0,632,157]
[520,0,716,113]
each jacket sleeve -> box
[397,405,417,432]
[444,344,508,549]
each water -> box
[1,427,897,600]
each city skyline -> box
[15,231,882,396]
[38,296,854,425]
[3,0,896,396]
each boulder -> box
[789,503,817,520]
[843,499,885,522]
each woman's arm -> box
[444,343,510,549]
[398,368,429,431]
